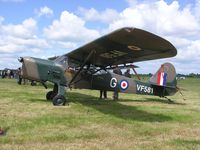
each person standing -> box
[99,90,107,99]
[7,69,11,78]
[113,66,122,76]
[113,66,122,100]
[124,68,131,78]
[17,68,22,85]
[10,70,14,78]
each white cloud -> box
[78,7,119,23]
[36,6,53,17]
[1,18,37,38]
[165,36,191,49]
[56,41,77,49]
[77,0,198,74]
[43,11,100,43]
[177,40,200,60]
[0,53,24,69]
[125,0,138,7]
[0,18,49,53]
[164,35,200,63]
[107,0,200,37]
[194,0,200,20]
[1,0,200,73]
[0,16,4,24]
[76,0,199,73]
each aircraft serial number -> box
[136,84,153,94]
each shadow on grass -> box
[67,92,172,122]
[26,92,174,122]
[145,98,186,105]
[119,97,186,105]
[28,98,51,103]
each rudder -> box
[149,63,177,88]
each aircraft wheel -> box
[46,91,56,101]
[52,95,66,106]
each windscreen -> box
[54,56,68,69]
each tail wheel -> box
[46,91,57,101]
[52,95,66,106]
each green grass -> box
[0,78,200,149]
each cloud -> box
[194,0,200,20]
[118,0,199,74]
[125,0,138,7]
[0,16,4,24]
[1,18,37,38]
[107,0,200,37]
[77,7,119,23]
[43,11,100,44]
[0,18,49,53]
[0,54,21,69]
[164,35,200,62]
[1,0,200,73]
[35,6,53,17]
[0,10,101,69]
[177,40,200,61]
[76,0,200,73]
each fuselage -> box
[20,56,177,98]
[69,69,177,97]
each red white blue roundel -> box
[120,80,129,90]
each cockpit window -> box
[54,56,68,69]
[93,69,108,75]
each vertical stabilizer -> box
[149,63,176,88]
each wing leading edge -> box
[66,27,177,67]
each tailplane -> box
[149,63,177,96]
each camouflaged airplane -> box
[19,27,178,106]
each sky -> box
[0,0,199,74]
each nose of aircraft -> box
[18,57,24,63]
[18,56,67,85]
[18,57,41,81]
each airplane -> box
[18,27,178,106]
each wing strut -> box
[131,65,141,80]
[68,50,95,86]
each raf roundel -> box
[120,80,129,90]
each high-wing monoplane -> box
[19,27,177,106]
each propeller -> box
[18,57,24,63]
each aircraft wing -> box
[66,27,177,67]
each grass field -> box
[0,78,200,150]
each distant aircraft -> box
[18,27,178,106]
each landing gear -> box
[46,91,56,100]
[52,95,66,106]
[46,83,67,106]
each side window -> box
[60,58,68,69]
[94,69,108,75]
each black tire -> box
[46,91,56,101]
[52,95,66,106]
